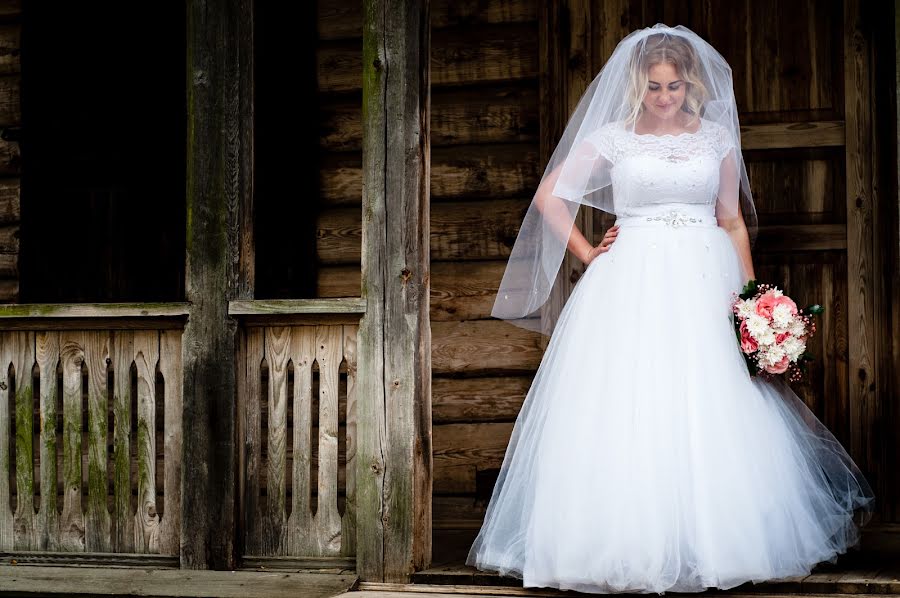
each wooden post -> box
[358,0,432,582]
[843,0,880,502]
[184,0,254,569]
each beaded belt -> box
[615,208,717,228]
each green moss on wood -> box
[15,378,33,500]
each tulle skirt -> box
[466,210,875,594]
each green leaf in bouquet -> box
[739,279,759,299]
[805,304,824,315]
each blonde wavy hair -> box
[624,33,709,127]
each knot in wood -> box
[373,57,383,71]
[193,69,209,87]
[0,381,6,390]
[147,504,157,517]
[400,267,412,283]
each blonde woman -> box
[468,24,874,594]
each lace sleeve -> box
[583,123,617,164]
[712,121,736,161]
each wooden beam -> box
[228,298,366,315]
[740,120,845,149]
[183,0,253,569]
[843,0,879,498]
[358,0,432,583]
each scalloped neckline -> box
[628,119,704,138]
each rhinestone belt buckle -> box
[646,209,699,228]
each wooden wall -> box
[0,1,19,302]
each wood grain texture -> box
[112,330,134,553]
[314,326,343,556]
[35,332,58,551]
[431,320,543,374]
[843,0,879,503]
[286,326,316,555]
[358,0,432,582]
[83,331,111,552]
[319,0,536,40]
[58,332,85,551]
[320,144,539,206]
[133,331,160,554]
[0,333,12,549]
[317,199,528,265]
[321,86,538,151]
[158,329,182,556]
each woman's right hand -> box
[583,225,619,265]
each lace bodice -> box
[584,118,733,217]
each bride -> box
[465,24,875,594]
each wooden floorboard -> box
[0,566,358,597]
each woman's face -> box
[641,61,686,121]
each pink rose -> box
[775,331,790,344]
[739,320,758,353]
[773,295,798,315]
[765,355,790,374]
[755,291,779,319]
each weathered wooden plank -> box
[0,1,21,18]
[229,298,366,316]
[0,138,19,176]
[321,87,538,151]
[58,332,85,550]
[433,422,513,495]
[112,330,134,553]
[0,178,19,224]
[0,25,20,75]
[340,325,358,558]
[133,331,160,553]
[0,303,190,319]
[0,332,12,549]
[243,327,264,555]
[0,74,19,126]
[358,0,431,582]
[0,565,358,598]
[319,24,536,92]
[158,329,182,556]
[318,0,536,40]
[843,0,878,492]
[0,277,15,302]
[34,332,58,551]
[11,330,34,549]
[314,325,342,556]
[740,121,845,149]
[286,326,315,555]
[317,199,528,265]
[262,326,290,555]
[320,144,539,206]
[83,331,111,552]
[433,375,530,423]
[432,320,543,374]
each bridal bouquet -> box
[730,279,823,382]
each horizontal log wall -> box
[0,2,20,302]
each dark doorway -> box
[20,2,186,302]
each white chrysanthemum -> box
[772,288,784,297]
[764,344,786,364]
[782,336,804,359]
[737,300,755,318]
[772,303,793,328]
[789,320,806,337]
[746,313,769,336]
[757,328,777,346]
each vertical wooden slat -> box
[112,330,134,552]
[315,325,342,556]
[360,0,432,581]
[243,327,263,555]
[12,330,34,549]
[35,331,58,551]
[84,331,111,552]
[843,0,879,495]
[58,332,85,551]
[262,326,289,555]
[159,329,183,556]
[133,331,160,553]
[340,324,358,557]
[286,325,315,555]
[0,332,13,549]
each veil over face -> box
[492,23,757,336]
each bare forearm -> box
[537,190,592,264]
[724,223,756,284]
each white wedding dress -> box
[466,118,875,594]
